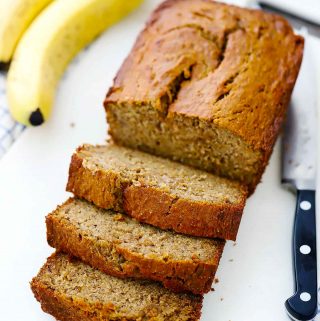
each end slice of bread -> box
[46,198,225,294]
[67,144,247,240]
[31,253,203,321]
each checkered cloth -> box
[0,72,25,159]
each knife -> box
[259,0,320,26]
[258,2,320,39]
[282,36,318,321]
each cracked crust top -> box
[105,0,303,153]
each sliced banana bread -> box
[67,144,247,240]
[31,253,203,321]
[104,0,304,191]
[46,198,225,294]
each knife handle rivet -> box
[300,292,311,302]
[300,201,312,211]
[300,245,311,255]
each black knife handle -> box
[285,189,318,321]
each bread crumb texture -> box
[67,144,247,240]
[31,253,203,321]
[79,144,246,204]
[46,198,225,294]
[105,0,304,190]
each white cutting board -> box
[0,1,319,320]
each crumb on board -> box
[233,242,237,247]
[70,122,75,128]
[211,287,215,292]
[214,278,219,284]
[220,297,224,301]
[229,259,234,262]
[113,214,125,222]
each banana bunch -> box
[0,0,53,63]
[1,0,143,126]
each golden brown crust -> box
[31,279,95,321]
[46,206,224,294]
[104,0,304,190]
[31,253,111,321]
[67,152,124,211]
[67,151,247,240]
[105,0,303,152]
[31,253,203,321]
[123,185,244,240]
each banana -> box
[7,0,143,126]
[0,0,53,63]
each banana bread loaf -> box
[46,198,225,294]
[104,0,304,191]
[31,253,203,321]
[67,144,247,240]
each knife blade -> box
[258,3,320,39]
[259,0,320,35]
[282,38,317,190]
[282,36,318,321]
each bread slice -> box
[104,0,304,191]
[67,144,247,240]
[46,198,225,295]
[31,253,203,321]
